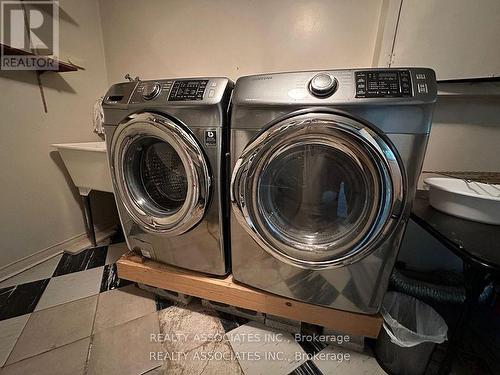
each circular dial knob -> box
[142,82,161,100]
[309,73,338,97]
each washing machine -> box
[102,77,233,275]
[230,68,436,313]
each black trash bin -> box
[375,292,448,375]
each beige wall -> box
[99,0,500,175]
[424,96,500,175]
[99,0,384,83]
[0,0,116,268]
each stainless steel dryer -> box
[230,68,436,313]
[103,77,233,275]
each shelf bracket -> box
[35,71,48,113]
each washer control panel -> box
[168,80,208,101]
[355,70,412,98]
[128,79,218,104]
[103,77,232,109]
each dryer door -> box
[231,110,405,269]
[111,112,210,235]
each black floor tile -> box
[0,279,49,321]
[53,246,108,277]
[100,263,133,293]
[288,360,323,375]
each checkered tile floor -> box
[0,237,386,374]
[0,243,132,322]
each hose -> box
[390,268,466,304]
[390,269,494,304]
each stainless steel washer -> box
[230,69,437,313]
[103,77,233,275]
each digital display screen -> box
[378,72,398,80]
[355,70,412,98]
[168,80,208,101]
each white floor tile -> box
[0,314,30,367]
[105,242,128,265]
[7,296,97,365]
[226,321,306,375]
[93,284,156,333]
[312,345,387,374]
[0,337,90,375]
[0,255,63,289]
[87,312,162,375]
[35,267,103,311]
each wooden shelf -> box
[1,43,79,72]
[116,253,383,338]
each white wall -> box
[0,0,116,268]
[99,0,384,83]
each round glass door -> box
[124,138,188,216]
[231,111,404,269]
[111,113,210,234]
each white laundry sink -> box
[52,141,113,195]
[425,177,500,225]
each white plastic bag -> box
[381,292,448,348]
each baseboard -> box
[0,225,117,283]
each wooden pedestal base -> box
[116,253,382,338]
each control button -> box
[416,73,426,80]
[208,89,215,98]
[142,82,161,100]
[210,81,217,87]
[308,73,338,97]
[417,83,428,94]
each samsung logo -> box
[252,76,273,81]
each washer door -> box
[111,112,210,235]
[231,110,405,269]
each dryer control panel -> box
[355,70,412,98]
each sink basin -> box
[424,177,500,225]
[52,142,113,195]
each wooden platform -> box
[116,253,382,338]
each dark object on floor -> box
[411,191,500,374]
